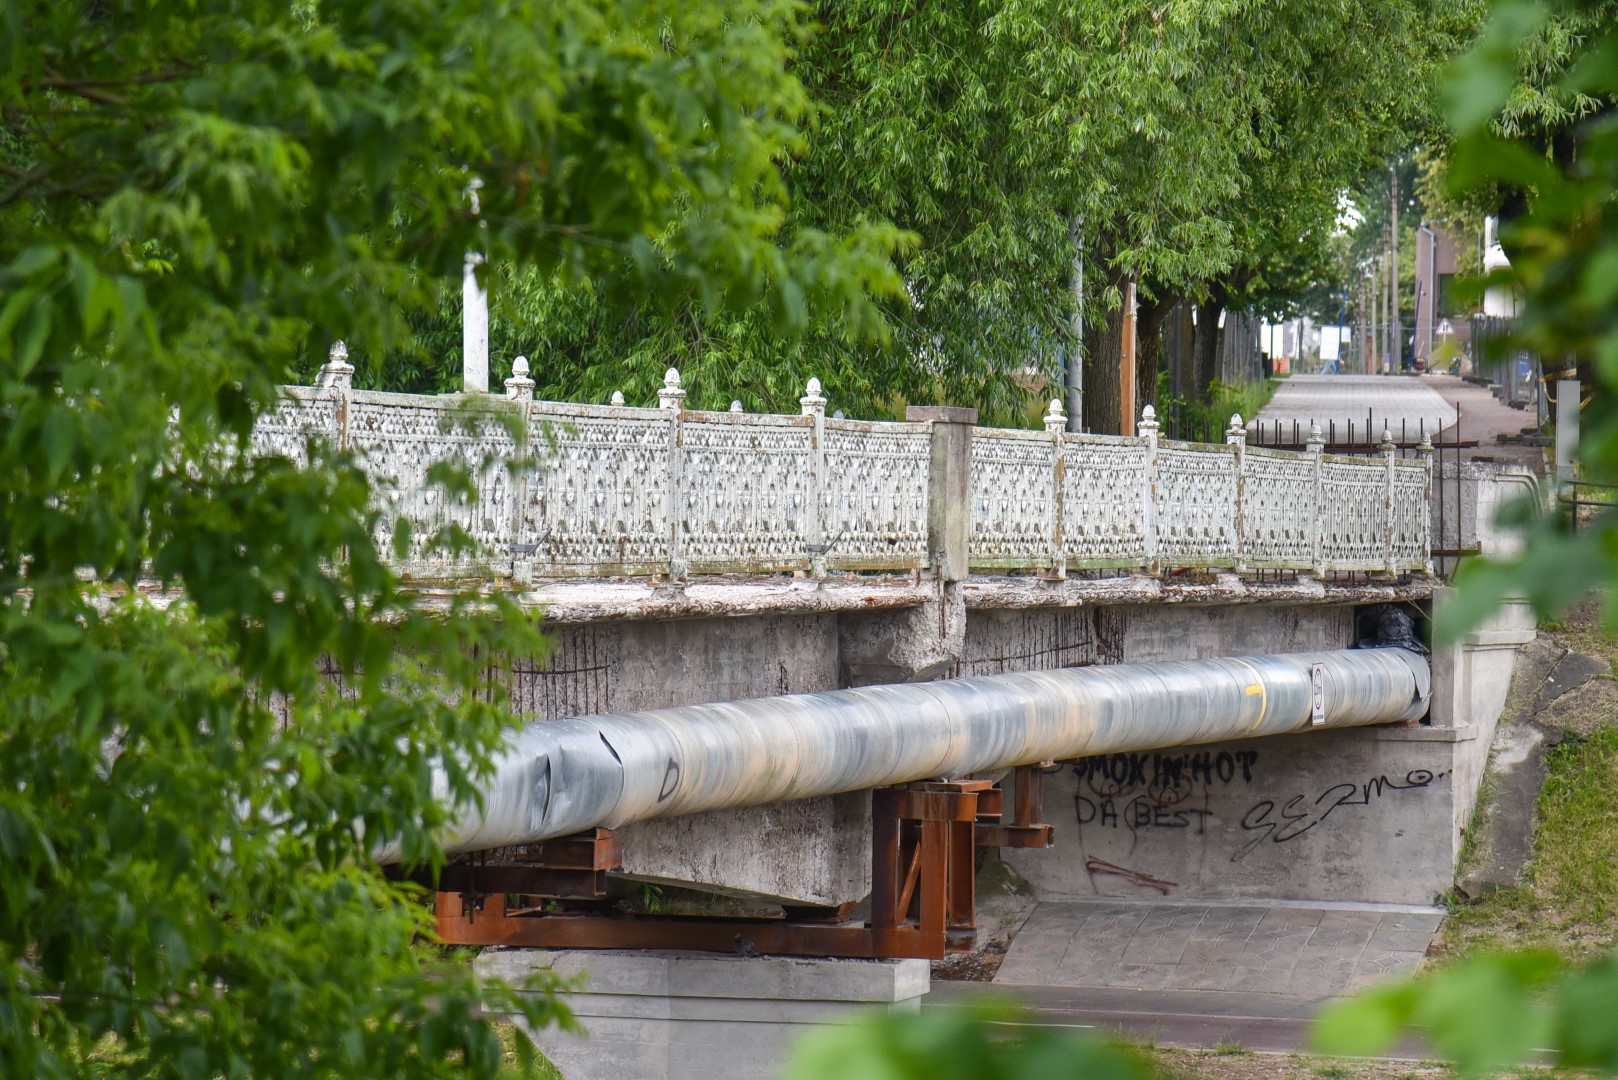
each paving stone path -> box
[1253,374,1453,441]
[996,900,1442,998]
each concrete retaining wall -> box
[1001,588,1529,907]
[1003,725,1472,905]
[479,949,927,1080]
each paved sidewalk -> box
[1425,373,1547,472]
[1254,375,1453,442]
[994,899,1441,998]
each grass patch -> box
[1444,726,1618,960]
[1531,727,1618,925]
[1140,1046,1458,1078]
[495,1022,564,1080]
[1161,378,1285,440]
[1439,597,1618,962]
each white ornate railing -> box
[966,400,1433,576]
[252,346,1430,581]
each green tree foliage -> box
[1166,1,1475,404]
[1327,1,1618,1068]
[0,1,900,1075]
[1433,0,1618,640]
[402,1,1476,428]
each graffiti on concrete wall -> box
[1073,750,1259,839]
[1069,748,1451,894]
[1231,769,1449,862]
[1083,857,1178,895]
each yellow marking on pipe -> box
[1229,659,1269,729]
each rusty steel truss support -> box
[411,828,622,900]
[975,762,1057,849]
[432,776,1053,961]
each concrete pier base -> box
[477,949,929,1080]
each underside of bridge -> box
[412,639,1432,961]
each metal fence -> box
[252,351,1431,582]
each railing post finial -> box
[504,355,535,401]
[1306,422,1326,454]
[1416,431,1434,458]
[315,340,354,390]
[1225,412,1245,445]
[800,376,827,418]
[730,400,744,413]
[659,367,686,411]
[610,390,625,406]
[1139,403,1159,437]
[1379,427,1397,455]
[1044,398,1067,433]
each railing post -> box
[1417,431,1435,574]
[1226,412,1247,572]
[800,377,828,578]
[1380,426,1397,574]
[1139,403,1159,574]
[1043,399,1067,579]
[1306,423,1326,574]
[314,340,353,450]
[503,356,536,582]
[905,405,978,581]
[503,355,535,401]
[659,367,687,582]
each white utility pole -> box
[463,179,489,393]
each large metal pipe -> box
[409,648,1428,860]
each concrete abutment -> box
[479,949,928,1080]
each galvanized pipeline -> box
[413,648,1428,859]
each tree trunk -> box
[1164,300,1194,405]
[1191,295,1226,402]
[1082,299,1125,434]
[1077,263,1129,434]
[1134,293,1172,423]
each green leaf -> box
[14,297,52,377]
[1312,982,1412,1057]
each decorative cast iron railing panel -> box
[251,360,1429,581]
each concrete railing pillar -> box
[314,339,354,390]
[1140,403,1160,574]
[1555,377,1579,487]
[801,378,828,577]
[1306,423,1326,575]
[1227,412,1247,572]
[660,368,687,582]
[1044,399,1068,579]
[313,340,354,451]
[503,355,535,400]
[1380,426,1398,573]
[1417,431,1436,574]
[906,405,977,582]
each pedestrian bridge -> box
[255,349,1433,585]
[251,349,1536,974]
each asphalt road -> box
[924,981,1438,1058]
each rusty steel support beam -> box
[407,828,624,900]
[433,785,984,960]
[976,764,1055,849]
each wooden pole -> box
[1121,279,1138,436]
[1390,166,1400,372]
